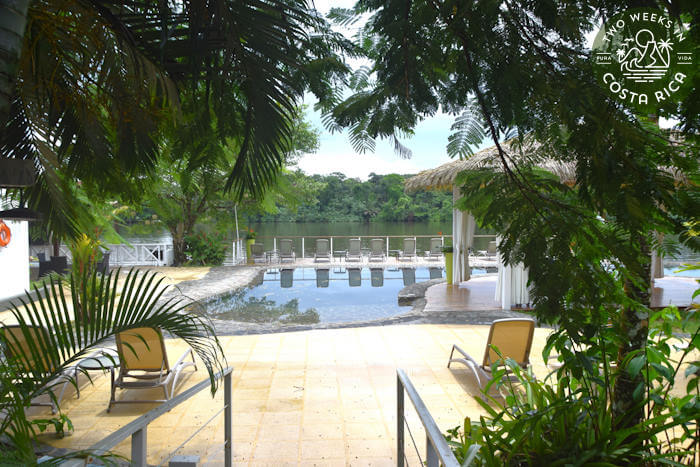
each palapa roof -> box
[404,139,576,192]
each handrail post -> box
[426,438,438,467]
[397,373,404,467]
[301,237,305,259]
[224,371,232,467]
[330,237,333,256]
[131,427,147,466]
[386,236,389,257]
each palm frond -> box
[392,134,413,159]
[327,7,362,27]
[447,101,488,159]
[1,268,226,401]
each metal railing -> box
[30,243,174,267]
[397,368,459,467]
[255,234,497,259]
[62,367,234,466]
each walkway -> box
[34,324,554,466]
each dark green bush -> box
[445,299,700,466]
[185,232,227,265]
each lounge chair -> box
[477,241,498,257]
[250,243,267,264]
[348,268,362,287]
[370,268,384,287]
[1,324,80,413]
[278,239,295,263]
[316,268,330,287]
[109,327,196,412]
[280,269,294,288]
[448,318,535,392]
[314,239,331,263]
[401,268,416,286]
[368,238,385,262]
[346,238,362,263]
[426,238,443,261]
[399,238,417,262]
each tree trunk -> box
[0,0,30,125]
[52,235,60,257]
[613,233,651,428]
[171,222,186,266]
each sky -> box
[296,2,679,180]
[297,106,461,180]
[296,0,464,180]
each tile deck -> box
[16,268,698,465]
[33,324,553,465]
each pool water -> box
[664,267,700,278]
[202,267,454,325]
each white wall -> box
[0,220,30,301]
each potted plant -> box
[442,245,453,283]
[245,228,257,262]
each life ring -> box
[0,221,10,247]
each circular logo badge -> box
[592,8,696,114]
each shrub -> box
[185,232,227,265]
[445,297,700,465]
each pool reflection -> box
[348,268,362,287]
[370,268,384,287]
[316,268,330,288]
[280,269,294,288]
[401,268,416,286]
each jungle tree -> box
[327,0,699,432]
[0,1,351,240]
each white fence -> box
[30,243,174,267]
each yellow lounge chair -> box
[109,327,196,412]
[0,324,80,413]
[448,318,535,391]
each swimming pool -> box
[202,267,456,325]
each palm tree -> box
[0,0,349,239]
[0,268,226,463]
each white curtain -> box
[495,236,531,309]
[650,231,664,280]
[452,187,475,285]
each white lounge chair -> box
[279,239,295,263]
[368,238,385,262]
[314,239,332,263]
[250,243,267,263]
[399,238,417,262]
[426,238,443,261]
[346,238,362,262]
[477,241,498,257]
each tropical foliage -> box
[0,0,351,243]
[0,268,226,463]
[328,0,699,436]
[251,172,453,223]
[184,232,228,266]
[144,102,321,265]
[446,291,700,464]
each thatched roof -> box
[404,140,576,192]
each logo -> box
[592,8,695,113]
